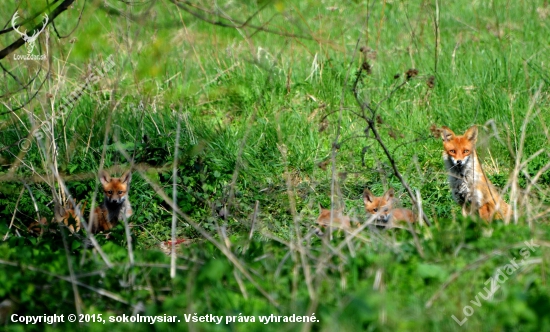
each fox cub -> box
[440,125,510,221]
[363,188,415,226]
[28,200,86,235]
[90,170,133,233]
[316,206,352,231]
[55,200,87,233]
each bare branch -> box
[0,0,75,60]
[352,65,432,227]
[168,0,313,40]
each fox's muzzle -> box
[108,196,126,204]
[451,155,469,167]
[375,214,390,223]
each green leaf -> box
[417,263,448,281]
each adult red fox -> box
[440,125,510,221]
[90,170,133,233]
[363,188,415,226]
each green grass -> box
[1,0,550,331]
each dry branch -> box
[0,0,75,59]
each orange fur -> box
[316,207,352,230]
[29,200,86,235]
[27,217,49,236]
[54,200,87,233]
[363,188,415,226]
[90,170,133,233]
[440,125,510,222]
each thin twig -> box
[352,65,432,227]
[171,114,181,278]
[23,183,41,234]
[169,0,313,40]
[60,227,83,317]
[249,200,259,241]
[433,0,440,74]
[2,187,25,241]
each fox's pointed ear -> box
[363,189,374,204]
[464,125,478,142]
[441,126,455,142]
[120,170,132,184]
[384,188,395,200]
[99,170,111,185]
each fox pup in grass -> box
[363,188,415,226]
[90,170,133,233]
[316,206,352,230]
[55,200,87,233]
[440,125,510,222]
[315,206,357,236]
[28,200,86,235]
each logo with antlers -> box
[11,13,49,55]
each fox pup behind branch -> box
[90,170,133,233]
[28,200,86,235]
[316,206,352,230]
[315,206,356,236]
[55,200,87,233]
[363,188,415,226]
[440,125,510,221]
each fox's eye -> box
[464,149,469,154]
[118,191,122,195]
[450,149,456,154]
[373,208,378,212]
[107,190,113,195]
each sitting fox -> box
[90,170,133,233]
[363,188,415,227]
[440,125,510,221]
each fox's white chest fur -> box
[103,198,132,222]
[443,151,483,208]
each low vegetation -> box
[1,0,549,331]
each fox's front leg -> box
[461,204,468,217]
[125,207,133,219]
[478,203,494,222]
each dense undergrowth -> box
[1,0,550,331]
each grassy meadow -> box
[1,0,550,331]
